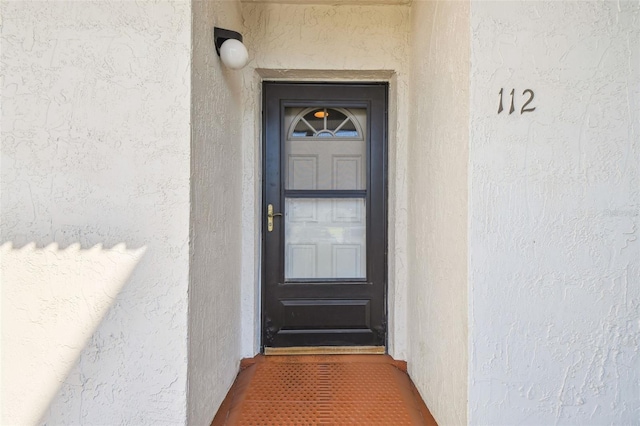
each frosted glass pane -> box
[285,198,366,280]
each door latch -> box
[267,204,282,232]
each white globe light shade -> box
[219,39,248,70]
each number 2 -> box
[521,89,536,113]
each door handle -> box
[267,204,283,232]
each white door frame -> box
[238,69,409,360]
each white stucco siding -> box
[189,0,244,424]
[469,1,640,423]
[239,2,411,359]
[1,2,191,424]
[407,1,470,425]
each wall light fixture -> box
[214,27,249,70]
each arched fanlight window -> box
[289,107,364,139]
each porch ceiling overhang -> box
[241,0,411,5]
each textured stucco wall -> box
[469,1,640,423]
[1,243,147,425]
[189,0,244,424]
[239,2,411,358]
[407,1,470,425]
[1,2,191,424]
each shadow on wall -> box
[1,242,146,425]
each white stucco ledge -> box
[1,242,147,425]
[255,69,396,81]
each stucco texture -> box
[239,1,412,359]
[469,1,640,424]
[189,0,244,424]
[3,0,639,424]
[407,1,470,425]
[1,1,191,424]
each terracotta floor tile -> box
[212,355,438,426]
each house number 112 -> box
[498,89,536,114]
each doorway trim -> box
[260,82,388,351]
[239,69,409,360]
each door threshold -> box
[264,346,385,356]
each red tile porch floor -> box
[212,355,438,425]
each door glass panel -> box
[285,198,366,280]
[285,107,366,190]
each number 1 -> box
[509,89,515,114]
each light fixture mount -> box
[214,27,243,56]
[214,27,248,70]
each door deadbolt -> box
[267,204,282,232]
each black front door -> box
[262,82,387,349]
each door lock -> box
[267,204,282,232]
